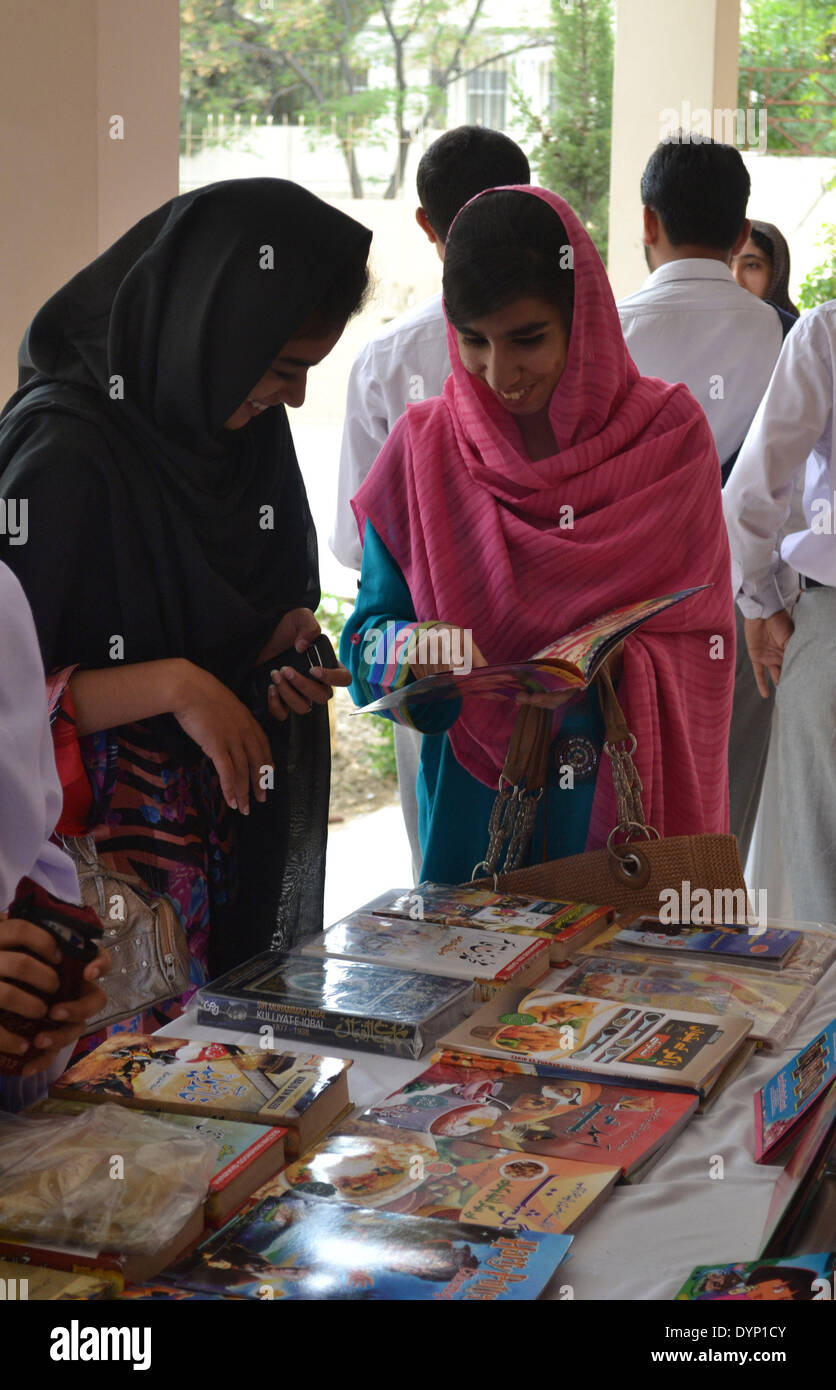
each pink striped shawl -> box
[353,186,734,844]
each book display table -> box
[156,954,836,1301]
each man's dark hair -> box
[640,136,750,251]
[416,126,531,243]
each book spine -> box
[210,1129,286,1193]
[494,938,551,982]
[196,997,422,1059]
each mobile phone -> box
[0,886,103,1071]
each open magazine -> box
[353,587,705,715]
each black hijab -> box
[750,219,799,318]
[0,178,372,966]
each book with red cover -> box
[341,1059,697,1182]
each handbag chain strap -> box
[473,654,658,883]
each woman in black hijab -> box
[732,219,799,319]
[0,178,372,1026]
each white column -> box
[0,0,180,404]
[607,0,741,299]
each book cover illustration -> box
[760,1080,836,1258]
[675,1251,836,1301]
[354,588,703,715]
[117,1283,237,1301]
[298,914,549,996]
[0,1259,112,1300]
[755,1020,836,1163]
[612,921,801,967]
[267,1129,618,1234]
[161,1191,573,1300]
[197,953,474,1059]
[559,954,812,1049]
[343,1059,697,1179]
[440,980,751,1095]
[377,883,613,937]
[580,921,836,985]
[52,1035,349,1127]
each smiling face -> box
[731,237,772,299]
[223,318,345,428]
[454,296,570,416]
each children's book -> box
[298,913,549,1000]
[160,1191,573,1301]
[755,1019,836,1164]
[264,1128,618,1235]
[675,1250,836,1301]
[368,884,614,963]
[610,918,801,970]
[50,1034,350,1158]
[117,1282,238,1301]
[0,1259,112,1300]
[580,920,836,986]
[342,1058,697,1181]
[558,954,812,1050]
[196,953,475,1061]
[760,1080,836,1258]
[353,588,703,715]
[32,1097,287,1227]
[439,979,752,1099]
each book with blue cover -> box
[160,1190,573,1300]
[611,918,801,970]
[755,1018,836,1162]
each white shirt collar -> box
[640,258,737,291]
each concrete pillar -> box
[608,0,741,300]
[0,0,180,404]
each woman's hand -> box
[256,608,322,667]
[407,624,488,681]
[267,662,352,722]
[170,663,274,814]
[744,612,794,698]
[0,915,110,1077]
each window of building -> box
[466,68,507,128]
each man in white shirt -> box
[617,136,786,866]
[723,301,836,922]
[331,126,530,877]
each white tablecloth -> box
[156,961,836,1301]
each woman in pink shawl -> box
[340,187,734,884]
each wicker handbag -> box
[469,664,748,919]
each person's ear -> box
[642,205,660,247]
[416,206,440,246]
[731,218,752,257]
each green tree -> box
[516,0,613,259]
[181,0,548,198]
[738,0,836,154]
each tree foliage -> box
[181,0,547,198]
[517,0,613,260]
[738,0,836,154]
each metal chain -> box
[604,738,646,834]
[482,779,519,877]
[502,789,542,871]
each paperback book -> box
[558,954,812,1049]
[342,1058,697,1181]
[370,883,614,963]
[760,1081,836,1258]
[439,979,752,1099]
[579,921,836,987]
[354,588,703,715]
[33,1097,287,1227]
[161,1191,573,1301]
[298,913,550,999]
[675,1250,836,1301]
[610,918,801,970]
[0,1259,112,1301]
[50,1035,350,1158]
[196,953,475,1060]
[755,1018,836,1163]
[266,1128,618,1234]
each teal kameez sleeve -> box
[339,521,461,735]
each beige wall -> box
[0,0,179,404]
[608,0,741,299]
